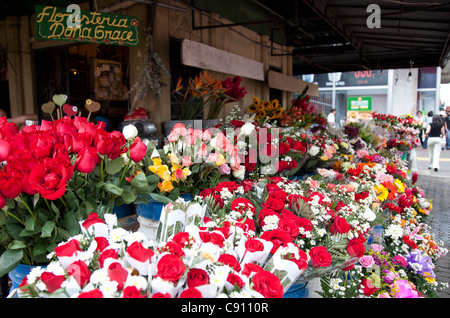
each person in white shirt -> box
[327,109,336,127]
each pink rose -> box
[359,255,374,268]
[218,163,231,175]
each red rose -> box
[0,171,22,199]
[278,218,300,238]
[98,248,119,268]
[28,160,68,200]
[127,241,155,262]
[129,137,147,162]
[108,130,127,159]
[67,260,91,287]
[54,239,81,257]
[199,231,225,247]
[262,197,285,212]
[291,141,306,153]
[218,254,241,272]
[214,181,239,193]
[0,138,12,161]
[160,241,185,258]
[74,147,100,173]
[276,160,289,173]
[240,180,254,193]
[78,289,103,298]
[360,278,378,296]
[180,287,203,298]
[157,254,185,283]
[252,270,284,298]
[278,142,291,155]
[171,232,192,247]
[245,238,265,253]
[346,238,366,258]
[260,229,292,254]
[288,159,298,170]
[268,190,288,203]
[69,132,93,154]
[187,268,209,288]
[94,129,114,156]
[82,212,106,229]
[5,148,37,173]
[0,119,19,138]
[231,198,255,214]
[227,273,245,289]
[94,237,109,252]
[107,262,129,290]
[123,285,147,298]
[329,216,351,235]
[40,272,66,293]
[241,263,264,277]
[309,246,332,268]
[199,188,215,198]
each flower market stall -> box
[0,91,448,299]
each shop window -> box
[418,67,437,89]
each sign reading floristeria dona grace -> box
[35,5,139,46]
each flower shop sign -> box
[35,5,139,46]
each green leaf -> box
[8,240,27,249]
[121,190,137,204]
[103,183,124,196]
[25,217,35,232]
[0,249,23,277]
[62,211,80,236]
[131,171,149,190]
[106,157,125,175]
[146,174,160,185]
[168,188,180,201]
[149,193,172,205]
[41,221,55,238]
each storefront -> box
[0,0,316,137]
[299,67,441,127]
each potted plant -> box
[164,72,246,136]
[0,113,158,294]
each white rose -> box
[363,207,376,222]
[240,122,255,136]
[308,145,320,156]
[122,124,138,140]
[232,166,246,180]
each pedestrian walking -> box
[414,110,426,147]
[424,114,446,172]
[423,111,434,149]
[445,107,450,150]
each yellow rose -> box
[152,158,162,167]
[214,153,226,166]
[168,153,179,165]
[158,180,174,193]
[182,167,191,177]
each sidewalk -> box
[413,146,450,298]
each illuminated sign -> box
[35,5,139,46]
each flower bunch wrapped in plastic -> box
[17,192,311,298]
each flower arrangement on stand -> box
[0,111,152,278]
[247,97,284,124]
[278,87,326,129]
[172,71,246,121]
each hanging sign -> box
[35,5,139,46]
[347,96,373,123]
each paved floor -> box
[413,146,450,298]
